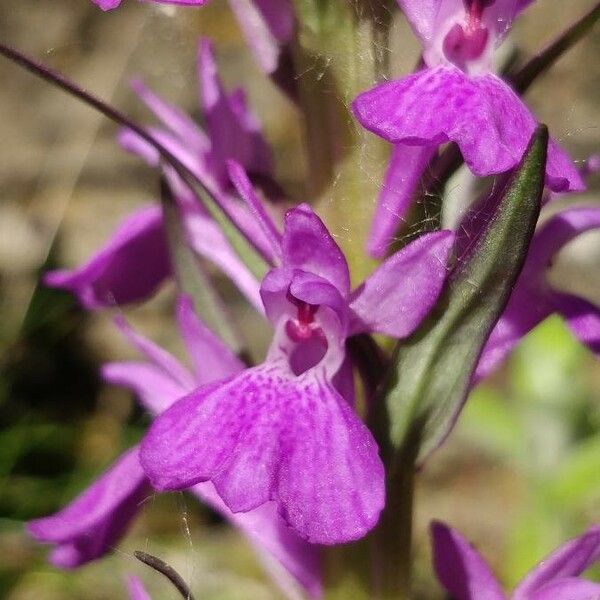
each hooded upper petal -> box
[44,205,170,309]
[27,448,149,568]
[350,230,454,337]
[352,67,583,193]
[513,525,600,599]
[430,521,507,600]
[281,204,351,298]
[398,0,534,71]
[140,359,385,544]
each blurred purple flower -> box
[45,39,279,311]
[44,205,171,310]
[92,0,295,77]
[352,0,583,257]
[119,38,280,263]
[140,188,455,544]
[28,296,321,599]
[431,520,600,599]
[476,205,600,382]
[126,576,152,600]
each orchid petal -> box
[117,128,161,166]
[430,521,507,600]
[44,205,170,309]
[513,525,600,599]
[93,0,122,9]
[526,207,600,275]
[528,578,600,600]
[352,67,583,193]
[227,160,283,263]
[126,575,152,600]
[368,144,437,257]
[199,39,272,184]
[397,0,443,43]
[554,293,600,356]
[331,355,355,406]
[289,271,348,328]
[282,204,351,297]
[140,361,384,544]
[350,230,454,337]
[176,294,244,383]
[27,448,148,568]
[228,0,295,75]
[102,361,188,415]
[130,78,208,155]
[177,191,264,311]
[474,286,552,382]
[113,315,196,391]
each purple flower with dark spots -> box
[141,187,455,544]
[352,0,583,257]
[28,296,321,598]
[431,520,600,599]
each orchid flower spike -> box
[431,520,600,599]
[141,194,455,544]
[352,0,584,257]
[46,39,284,312]
[28,296,320,599]
[92,0,295,79]
[119,38,281,265]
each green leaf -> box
[373,126,548,465]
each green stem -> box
[292,0,394,283]
[371,451,415,599]
[367,373,420,600]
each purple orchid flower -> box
[92,0,295,78]
[119,38,280,264]
[28,296,321,599]
[476,205,600,382]
[126,576,152,600]
[352,0,584,257]
[140,183,455,544]
[431,520,600,599]
[44,205,170,310]
[46,39,278,312]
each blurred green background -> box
[0,1,599,598]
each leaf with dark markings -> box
[372,125,548,466]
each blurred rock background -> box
[0,1,598,598]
